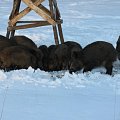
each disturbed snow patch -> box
[0,67,120,94]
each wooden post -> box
[9,0,21,20]
[49,0,59,45]
[53,0,64,43]
[6,0,21,38]
[58,23,64,43]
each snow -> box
[0,0,120,120]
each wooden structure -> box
[6,0,64,45]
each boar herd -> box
[0,34,120,75]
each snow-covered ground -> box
[0,0,120,120]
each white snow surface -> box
[0,0,120,120]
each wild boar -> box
[54,44,69,70]
[47,45,58,71]
[0,46,38,71]
[63,41,83,73]
[10,35,37,50]
[47,44,69,71]
[39,45,49,71]
[82,41,117,75]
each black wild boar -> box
[47,45,58,71]
[0,46,38,71]
[10,36,44,69]
[63,41,82,60]
[54,44,69,70]
[10,35,37,50]
[47,44,69,71]
[69,45,83,73]
[32,48,43,70]
[63,41,83,73]
[47,41,83,73]
[82,41,117,75]
[39,45,49,71]
[116,36,120,59]
[21,46,43,70]
[64,41,82,50]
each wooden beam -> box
[22,0,56,26]
[8,20,63,31]
[53,0,61,19]
[9,0,21,19]
[58,24,64,43]
[8,21,51,31]
[49,0,59,45]
[38,4,51,16]
[53,0,64,43]
[9,0,45,26]
[7,0,22,38]
[16,19,62,24]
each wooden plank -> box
[8,20,62,32]
[49,0,59,45]
[7,0,22,38]
[16,19,62,24]
[38,4,51,16]
[53,0,64,43]
[8,21,51,31]
[6,28,11,38]
[9,0,45,26]
[53,0,61,19]
[22,0,56,26]
[9,0,21,19]
[58,24,64,43]
[11,0,22,37]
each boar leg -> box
[105,62,113,75]
[83,63,96,73]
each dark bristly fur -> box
[82,41,117,75]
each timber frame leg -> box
[6,0,64,45]
[49,0,59,45]
[49,0,64,44]
[6,0,21,38]
[53,0,64,44]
